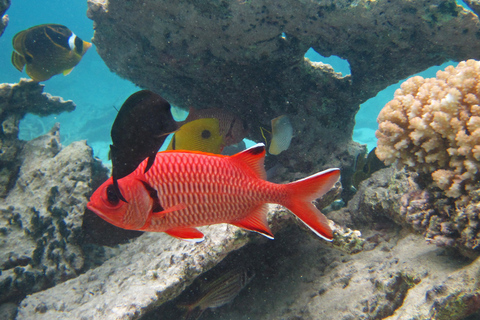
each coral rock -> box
[87,0,480,175]
[0,80,76,197]
[0,0,9,38]
[0,125,108,304]
[376,60,480,198]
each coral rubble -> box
[376,60,480,198]
[0,79,75,197]
[87,0,480,175]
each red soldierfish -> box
[87,144,340,241]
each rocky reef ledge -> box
[87,0,480,176]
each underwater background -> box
[3,0,480,319]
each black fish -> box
[110,90,178,202]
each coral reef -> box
[0,0,9,38]
[0,124,108,304]
[86,0,480,176]
[0,79,75,197]
[331,165,480,258]
[376,60,480,198]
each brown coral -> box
[376,60,480,198]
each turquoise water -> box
[0,0,459,160]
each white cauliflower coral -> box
[376,60,480,198]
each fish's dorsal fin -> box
[230,143,267,180]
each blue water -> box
[0,0,460,161]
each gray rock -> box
[0,124,108,304]
[16,225,251,319]
[0,302,17,320]
[0,79,76,197]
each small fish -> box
[11,24,91,81]
[178,267,255,320]
[167,118,225,154]
[268,115,293,155]
[110,90,178,202]
[87,143,340,241]
[180,108,248,147]
[351,147,386,189]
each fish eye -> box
[106,184,120,206]
[201,129,211,139]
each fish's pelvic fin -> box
[231,203,273,239]
[63,67,74,76]
[231,143,267,180]
[152,203,187,216]
[166,227,205,242]
[283,168,341,241]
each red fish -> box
[87,144,340,241]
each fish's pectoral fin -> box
[231,203,274,239]
[152,203,188,216]
[63,67,74,76]
[165,227,205,242]
[11,51,26,72]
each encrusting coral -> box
[376,59,480,198]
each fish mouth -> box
[86,202,110,222]
[84,41,93,51]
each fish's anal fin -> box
[165,227,205,242]
[63,67,74,76]
[152,203,187,216]
[231,143,267,180]
[231,203,274,239]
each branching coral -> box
[376,60,480,198]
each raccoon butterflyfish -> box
[11,24,92,81]
[167,118,225,154]
[180,107,248,146]
[110,90,178,202]
[87,143,341,241]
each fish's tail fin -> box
[178,304,204,320]
[11,51,26,72]
[283,168,340,241]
